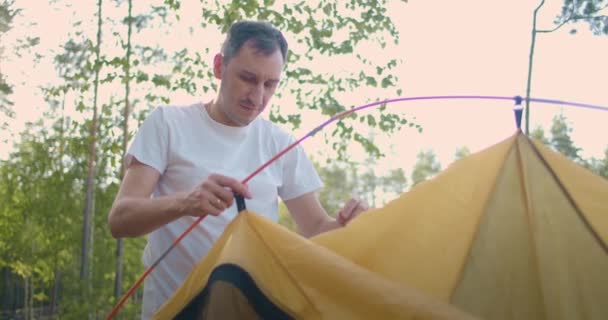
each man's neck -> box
[205,99,241,127]
[205,99,223,123]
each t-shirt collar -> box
[198,102,252,137]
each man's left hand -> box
[337,197,369,226]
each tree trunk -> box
[23,277,33,320]
[81,0,103,283]
[81,1,103,318]
[50,269,61,318]
[524,0,545,135]
[114,0,133,300]
[1,268,7,311]
[29,278,34,320]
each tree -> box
[194,0,415,160]
[454,146,471,161]
[529,114,607,179]
[277,162,355,233]
[550,113,581,161]
[277,161,408,232]
[0,0,18,130]
[315,162,358,216]
[531,113,582,161]
[595,147,608,177]
[584,148,608,178]
[0,115,91,318]
[358,166,408,208]
[556,0,608,35]
[411,150,442,186]
[0,1,417,317]
[531,125,550,145]
[524,0,607,134]
[80,4,103,314]
[377,168,408,199]
[0,0,41,136]
[114,0,133,301]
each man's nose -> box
[249,84,264,107]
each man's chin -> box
[227,115,253,127]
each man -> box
[108,20,368,319]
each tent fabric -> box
[154,132,607,319]
[154,207,474,319]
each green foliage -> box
[196,0,414,160]
[454,146,471,161]
[278,160,408,232]
[557,0,608,35]
[0,1,19,34]
[277,201,297,232]
[358,167,408,208]
[531,125,550,145]
[0,0,19,122]
[593,147,608,177]
[550,113,581,161]
[0,105,146,318]
[530,114,608,178]
[315,162,358,216]
[0,118,87,313]
[525,0,606,133]
[411,150,442,187]
[317,160,407,214]
[1,0,417,316]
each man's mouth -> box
[239,103,256,111]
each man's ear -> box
[213,54,223,80]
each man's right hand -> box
[108,159,252,238]
[181,174,252,217]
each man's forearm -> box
[108,193,189,238]
[306,218,342,238]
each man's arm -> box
[284,192,339,238]
[108,161,184,238]
[108,159,250,238]
[284,192,368,238]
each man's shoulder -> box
[153,103,201,118]
[144,103,203,129]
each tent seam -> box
[246,212,322,319]
[525,139,608,253]
[514,135,548,319]
[448,132,518,301]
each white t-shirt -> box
[125,102,323,319]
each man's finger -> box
[356,199,369,211]
[337,199,356,225]
[346,198,360,213]
[210,174,252,198]
[206,183,235,207]
[199,190,223,216]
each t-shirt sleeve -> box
[278,137,324,200]
[124,107,169,174]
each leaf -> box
[151,74,171,88]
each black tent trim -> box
[175,263,294,320]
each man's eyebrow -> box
[240,69,280,83]
[239,70,257,78]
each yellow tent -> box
[154,132,608,319]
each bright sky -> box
[297,0,608,177]
[2,0,607,189]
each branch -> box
[535,0,546,15]
[537,3,608,33]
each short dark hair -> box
[221,20,288,65]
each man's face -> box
[214,42,283,127]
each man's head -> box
[211,21,288,127]
[221,20,288,66]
